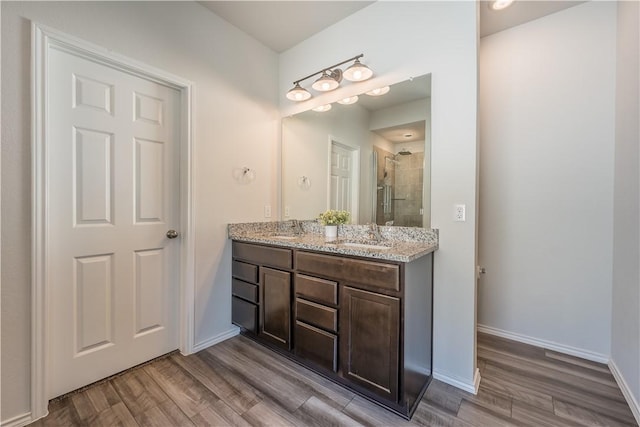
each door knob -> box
[166,230,179,239]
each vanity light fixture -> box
[489,0,514,10]
[285,54,373,102]
[343,58,373,82]
[337,95,359,105]
[286,83,312,101]
[365,86,390,96]
[312,71,341,92]
[312,104,332,113]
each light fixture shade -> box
[337,96,359,105]
[312,72,340,92]
[286,83,312,101]
[365,86,390,97]
[343,59,373,82]
[312,104,332,112]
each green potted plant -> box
[318,209,350,240]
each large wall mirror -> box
[282,74,431,227]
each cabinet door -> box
[260,267,292,349]
[340,286,399,402]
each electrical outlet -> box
[264,205,272,218]
[284,206,291,217]
[454,204,466,222]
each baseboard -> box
[0,412,33,427]
[433,368,479,394]
[473,367,481,393]
[609,359,640,425]
[477,324,609,364]
[191,326,240,353]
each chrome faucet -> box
[291,219,304,236]
[368,223,383,242]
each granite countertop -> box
[228,221,438,263]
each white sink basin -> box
[342,242,391,250]
[270,235,298,240]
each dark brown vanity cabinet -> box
[231,240,433,420]
[295,251,404,404]
[231,242,293,350]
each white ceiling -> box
[199,1,586,53]
[373,121,426,144]
[479,0,586,37]
[199,1,374,53]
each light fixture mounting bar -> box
[292,54,364,86]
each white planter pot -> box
[325,225,338,241]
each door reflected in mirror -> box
[282,74,431,227]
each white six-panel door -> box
[330,141,354,212]
[47,46,180,398]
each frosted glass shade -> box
[343,59,373,82]
[312,73,340,92]
[286,83,311,101]
[337,96,359,105]
[312,104,332,112]
[366,86,390,96]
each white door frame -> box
[31,23,196,420]
[326,136,360,222]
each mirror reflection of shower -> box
[372,120,426,227]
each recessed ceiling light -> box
[403,133,413,138]
[489,0,514,11]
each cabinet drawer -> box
[295,321,338,372]
[295,274,338,306]
[232,279,258,303]
[296,298,337,333]
[296,252,400,292]
[232,261,258,283]
[233,242,292,270]
[232,297,257,333]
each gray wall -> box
[282,104,372,223]
[1,1,279,421]
[478,2,616,358]
[611,0,640,417]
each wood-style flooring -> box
[32,332,638,426]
